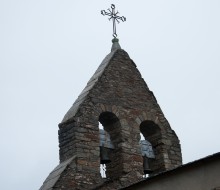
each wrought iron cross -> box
[101,4,126,38]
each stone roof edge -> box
[39,156,76,190]
[60,49,125,126]
[121,152,220,189]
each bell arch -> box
[140,120,161,138]
[98,112,123,179]
[140,120,166,174]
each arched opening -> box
[140,120,161,176]
[140,120,160,138]
[99,121,113,178]
[99,112,122,179]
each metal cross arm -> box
[101,4,126,38]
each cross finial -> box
[101,4,126,38]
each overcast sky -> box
[1,1,220,190]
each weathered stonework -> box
[40,42,182,190]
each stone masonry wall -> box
[57,49,182,189]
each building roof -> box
[39,156,76,190]
[121,152,220,189]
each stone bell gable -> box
[40,40,182,190]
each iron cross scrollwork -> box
[101,4,126,38]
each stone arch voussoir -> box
[135,113,163,130]
[93,104,121,123]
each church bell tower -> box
[40,5,182,190]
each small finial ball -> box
[112,38,119,43]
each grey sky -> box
[1,1,220,190]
